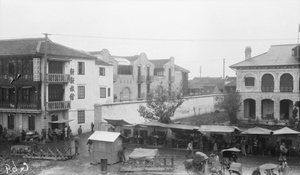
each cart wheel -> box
[229,170,241,175]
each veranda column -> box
[293,77,299,93]
[274,99,280,120]
[255,99,262,120]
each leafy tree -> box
[214,91,241,124]
[137,84,184,124]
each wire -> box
[50,33,297,43]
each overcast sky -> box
[0,0,299,79]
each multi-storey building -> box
[90,49,189,101]
[0,38,113,134]
[230,45,300,123]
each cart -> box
[220,148,242,175]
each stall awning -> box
[272,127,300,135]
[104,118,131,126]
[240,127,272,135]
[129,148,159,159]
[167,124,199,130]
[88,131,121,142]
[48,119,73,124]
[199,125,240,133]
[140,121,168,128]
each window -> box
[8,62,15,75]
[245,77,255,86]
[100,88,106,98]
[78,111,85,124]
[28,115,35,131]
[117,65,133,75]
[78,62,85,75]
[78,86,85,99]
[99,67,105,76]
[49,85,63,101]
[7,114,14,129]
[108,88,111,97]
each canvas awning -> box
[88,131,121,142]
[272,127,300,135]
[104,118,131,126]
[140,121,168,128]
[198,125,240,133]
[240,127,272,135]
[48,119,73,124]
[129,148,159,159]
[167,124,200,133]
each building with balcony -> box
[0,38,113,135]
[90,49,190,101]
[230,45,300,124]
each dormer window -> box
[245,77,255,86]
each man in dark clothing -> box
[87,140,92,151]
[91,122,94,133]
[118,147,126,162]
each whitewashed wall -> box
[94,95,218,130]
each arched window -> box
[280,73,293,92]
[261,74,274,92]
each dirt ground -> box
[1,132,300,175]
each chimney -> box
[245,46,252,60]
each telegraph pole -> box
[42,33,50,141]
[223,59,225,79]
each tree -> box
[137,84,184,124]
[214,91,241,124]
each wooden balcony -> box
[0,74,34,83]
[168,76,175,83]
[146,76,154,83]
[137,75,145,83]
[0,101,40,109]
[46,101,71,111]
[47,74,70,83]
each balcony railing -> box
[137,75,145,83]
[0,74,34,83]
[0,102,40,109]
[280,86,293,92]
[261,86,274,92]
[168,76,175,83]
[146,76,153,83]
[46,101,71,111]
[47,74,70,83]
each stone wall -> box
[94,95,218,130]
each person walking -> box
[186,139,194,159]
[87,139,92,151]
[91,122,94,133]
[78,125,82,135]
[74,139,80,155]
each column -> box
[255,99,262,120]
[274,77,280,92]
[274,99,280,120]
[18,113,22,131]
[293,77,299,93]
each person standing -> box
[67,126,71,139]
[279,142,287,163]
[91,122,94,133]
[78,125,82,135]
[87,139,92,151]
[118,147,126,162]
[186,139,194,159]
[247,137,253,155]
[241,138,246,156]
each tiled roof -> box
[95,59,112,66]
[189,77,224,89]
[149,59,169,68]
[0,38,96,59]
[231,44,300,68]
[175,64,190,73]
[113,55,139,62]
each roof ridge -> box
[230,52,268,68]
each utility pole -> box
[42,33,50,141]
[200,66,202,78]
[223,59,225,79]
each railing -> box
[137,75,145,83]
[146,76,153,83]
[47,74,70,83]
[168,76,175,83]
[120,156,175,172]
[0,74,34,83]
[46,101,71,111]
[261,86,274,92]
[280,86,293,92]
[0,102,40,109]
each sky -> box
[0,0,299,79]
